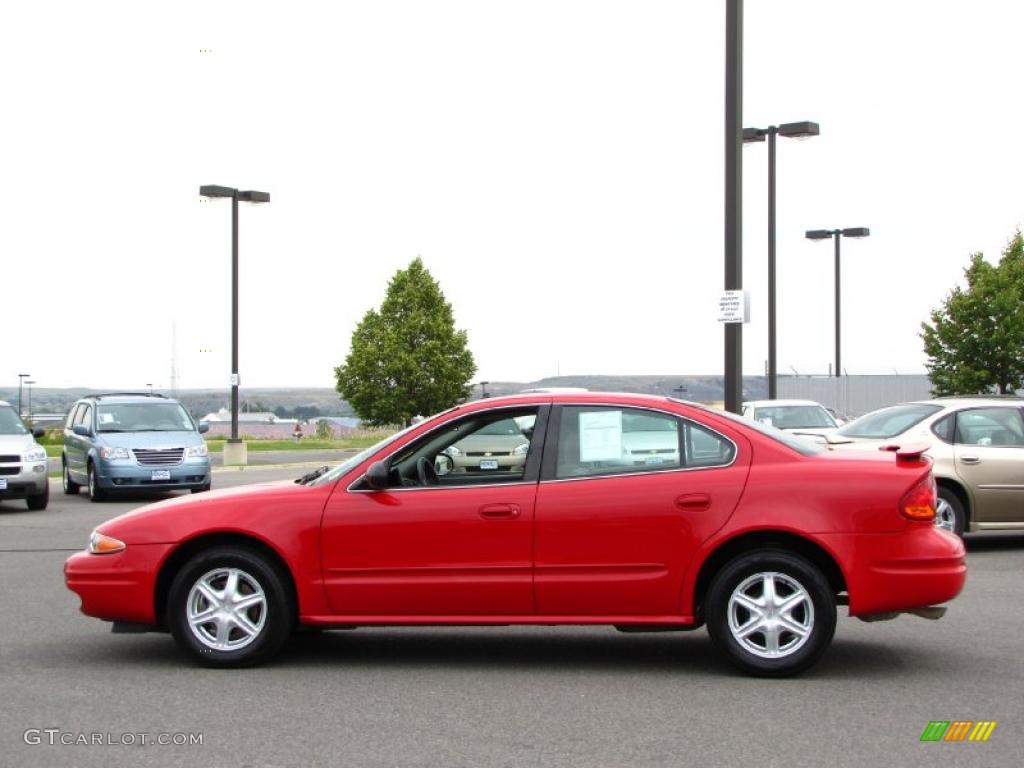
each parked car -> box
[0,400,49,510]
[61,392,211,502]
[65,392,965,676]
[825,396,1024,536]
[742,399,839,441]
[441,415,532,474]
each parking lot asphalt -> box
[1,468,1021,768]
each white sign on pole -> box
[717,290,750,323]
[229,373,240,387]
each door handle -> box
[479,504,520,519]
[959,455,980,465]
[675,493,711,512]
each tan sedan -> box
[825,397,1024,536]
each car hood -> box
[0,434,38,453]
[95,478,322,544]
[93,430,203,448]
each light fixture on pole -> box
[743,121,819,400]
[200,184,270,465]
[17,374,30,417]
[805,227,871,377]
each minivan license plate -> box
[151,470,171,481]
[0,478,7,490]
[479,460,499,470]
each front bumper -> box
[822,524,967,616]
[64,544,170,625]
[0,460,49,498]
[93,457,210,491]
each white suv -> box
[0,400,49,510]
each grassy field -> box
[41,434,388,458]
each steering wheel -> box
[416,456,440,486]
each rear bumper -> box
[64,544,170,625]
[823,525,967,616]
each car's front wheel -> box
[168,546,294,667]
[62,461,80,495]
[87,463,106,503]
[26,481,49,511]
[706,550,836,677]
[935,488,966,537]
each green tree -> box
[335,258,477,426]
[921,232,1024,395]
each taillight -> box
[900,474,937,522]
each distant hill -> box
[1,376,767,420]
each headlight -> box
[23,447,47,462]
[444,445,462,457]
[88,530,126,555]
[185,444,208,458]
[99,447,131,460]
[512,443,530,456]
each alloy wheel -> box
[935,497,956,533]
[186,567,267,651]
[727,571,814,659]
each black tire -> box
[168,546,294,667]
[87,462,106,503]
[706,549,836,677]
[936,487,966,537]
[62,460,80,495]
[26,482,49,511]
[191,482,212,495]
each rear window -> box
[752,405,837,429]
[838,404,942,439]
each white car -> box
[0,400,50,510]
[741,399,839,441]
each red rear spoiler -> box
[878,443,931,462]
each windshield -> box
[0,407,29,436]
[693,404,824,457]
[96,402,196,433]
[307,423,418,487]
[837,404,942,439]
[752,405,837,429]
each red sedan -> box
[65,393,966,676]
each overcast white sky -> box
[3,1,1022,390]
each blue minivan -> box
[62,393,211,502]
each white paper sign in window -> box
[579,410,623,462]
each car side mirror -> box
[198,422,210,434]
[364,460,390,490]
[72,425,91,437]
[32,427,45,438]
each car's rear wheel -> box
[26,482,49,511]
[87,462,106,503]
[706,550,836,677]
[935,489,965,537]
[168,546,293,667]
[62,461,80,495]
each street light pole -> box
[17,374,30,417]
[200,185,270,465]
[25,380,35,423]
[743,121,819,399]
[724,0,743,414]
[805,227,871,378]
